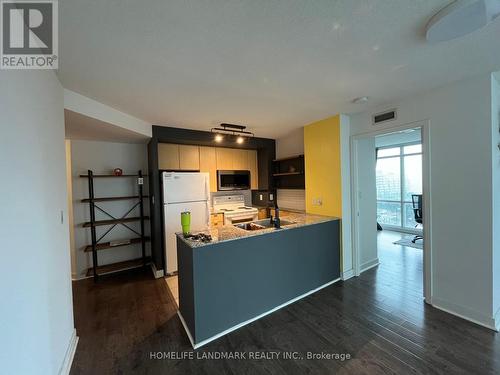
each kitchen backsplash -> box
[211,189,304,211]
[277,189,305,211]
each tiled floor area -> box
[165,275,179,307]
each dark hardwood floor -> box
[70,232,500,374]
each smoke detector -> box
[426,0,500,43]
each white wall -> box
[349,73,497,329]
[276,127,304,158]
[66,140,78,278]
[354,138,378,271]
[0,71,76,373]
[340,114,353,278]
[70,140,150,279]
[64,89,152,137]
[492,73,500,327]
[275,127,306,211]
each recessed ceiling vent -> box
[372,109,397,125]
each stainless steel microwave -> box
[217,170,251,191]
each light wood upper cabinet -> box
[232,149,247,170]
[159,143,258,190]
[179,145,200,170]
[199,146,217,192]
[216,148,234,170]
[247,149,258,189]
[158,143,180,170]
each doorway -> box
[351,121,432,302]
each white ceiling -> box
[58,0,500,139]
[64,110,150,143]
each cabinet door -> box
[247,149,258,189]
[158,143,180,170]
[258,208,268,220]
[232,149,247,170]
[210,213,224,227]
[216,147,234,170]
[199,146,217,192]
[179,145,200,170]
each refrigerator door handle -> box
[205,174,210,200]
[205,200,210,229]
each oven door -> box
[217,170,251,191]
[225,212,258,225]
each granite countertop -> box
[177,212,340,248]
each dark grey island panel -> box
[177,218,340,347]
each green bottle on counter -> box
[181,211,191,236]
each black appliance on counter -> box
[217,170,251,191]
[251,190,275,207]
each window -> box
[376,142,422,231]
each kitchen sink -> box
[234,219,295,231]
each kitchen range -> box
[212,195,258,225]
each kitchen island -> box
[176,212,341,348]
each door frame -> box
[350,119,433,303]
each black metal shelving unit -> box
[81,170,150,281]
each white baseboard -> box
[73,275,93,281]
[150,263,164,279]
[177,311,196,348]
[178,278,341,349]
[342,269,355,281]
[493,306,500,332]
[58,329,79,375]
[360,258,379,273]
[431,297,497,331]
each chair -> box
[411,194,423,243]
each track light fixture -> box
[210,123,254,144]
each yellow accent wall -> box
[304,114,342,217]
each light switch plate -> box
[312,197,323,206]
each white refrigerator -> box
[162,172,210,274]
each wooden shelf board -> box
[79,174,148,178]
[273,155,304,162]
[82,216,150,227]
[84,237,150,252]
[273,172,304,177]
[81,195,149,203]
[86,257,151,277]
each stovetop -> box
[183,232,213,243]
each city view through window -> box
[376,143,422,230]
